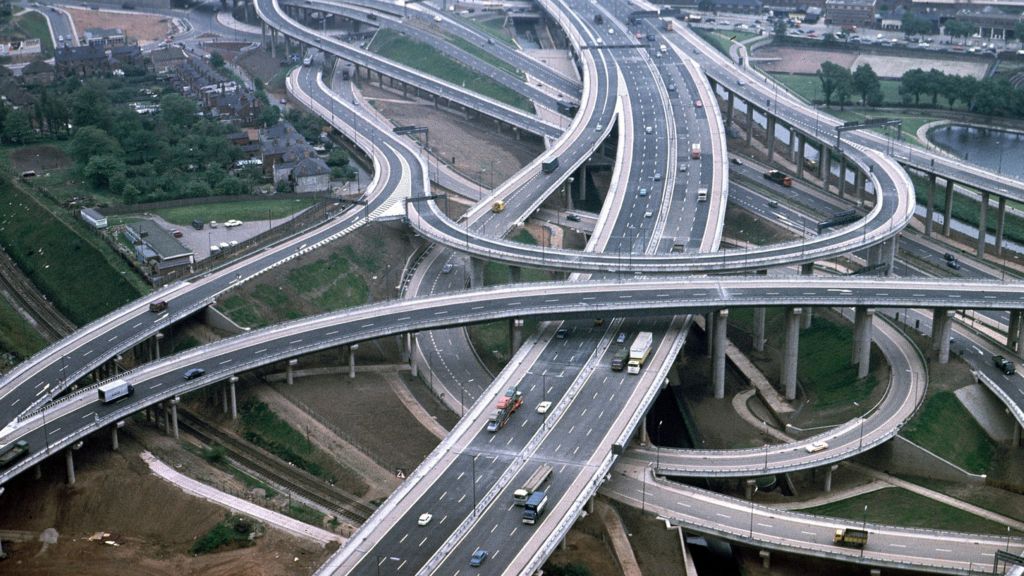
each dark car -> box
[943,253,956,261]
[183,368,206,380]
[555,328,568,339]
[566,214,581,222]
[946,259,961,270]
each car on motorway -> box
[470,549,488,567]
[645,125,653,134]
[804,441,828,453]
[730,157,743,165]
[694,100,703,108]
[595,123,603,131]
[667,83,676,92]
[644,211,653,218]
[943,253,956,261]
[183,368,206,380]
[566,213,581,222]
[442,262,454,274]
[946,259,961,270]
[555,328,568,339]
[639,187,648,197]
[433,14,442,22]
[653,173,662,182]
[536,401,552,414]
[678,163,687,172]
[417,513,433,525]
[617,332,627,343]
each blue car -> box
[470,549,488,567]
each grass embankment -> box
[239,400,368,496]
[0,175,142,325]
[153,197,317,227]
[0,299,47,362]
[900,390,997,475]
[219,245,374,327]
[694,29,759,56]
[368,29,534,113]
[457,15,517,48]
[729,308,880,425]
[11,11,53,56]
[190,515,260,555]
[805,487,1008,534]
[446,33,523,80]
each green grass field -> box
[460,15,517,48]
[446,34,524,80]
[900,390,997,474]
[770,73,904,107]
[14,11,53,56]
[369,29,534,113]
[805,487,1010,534]
[0,176,142,325]
[797,318,878,411]
[153,198,317,227]
[0,297,47,361]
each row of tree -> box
[816,61,1024,117]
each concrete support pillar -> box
[638,416,649,445]
[229,377,238,420]
[838,155,847,199]
[270,30,276,57]
[782,308,802,400]
[823,464,837,492]
[1008,310,1022,351]
[996,196,1006,254]
[752,307,766,352]
[712,310,729,399]
[942,180,954,237]
[509,266,521,284]
[470,257,485,288]
[286,358,296,385]
[977,191,989,258]
[759,550,770,569]
[65,448,75,486]
[926,174,936,237]
[34,463,41,480]
[745,106,754,146]
[163,402,171,435]
[111,425,119,451]
[1014,422,1021,447]
[725,91,735,127]
[409,332,417,377]
[349,344,359,379]
[766,116,776,162]
[853,307,866,363]
[510,318,524,354]
[745,478,756,500]
[586,497,594,514]
[403,332,412,363]
[221,384,228,414]
[800,263,814,328]
[821,149,831,193]
[933,309,953,364]
[857,309,874,380]
[796,136,806,178]
[854,169,865,207]
[170,400,179,440]
[1017,314,1024,358]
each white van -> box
[697,188,708,202]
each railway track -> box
[0,247,76,342]
[177,411,377,524]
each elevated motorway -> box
[2,279,1023,569]
[254,0,562,139]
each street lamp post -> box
[656,419,664,469]
[861,504,868,557]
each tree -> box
[2,109,32,144]
[924,69,946,105]
[773,18,788,38]
[834,69,853,110]
[83,154,125,188]
[944,19,975,42]
[899,68,928,104]
[817,61,849,107]
[697,0,714,13]
[275,179,291,194]
[851,64,881,106]
[70,80,113,130]
[327,148,350,168]
[901,12,933,36]
[209,51,225,69]
[259,105,280,127]
[159,93,197,127]
[70,126,122,164]
[1016,21,1024,44]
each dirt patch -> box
[611,500,684,576]
[236,47,289,86]
[0,434,328,576]
[7,145,70,174]
[269,370,442,481]
[356,81,543,194]
[63,7,175,46]
[544,502,621,576]
[754,46,858,75]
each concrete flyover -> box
[253,0,562,139]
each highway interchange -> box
[2,0,1024,574]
